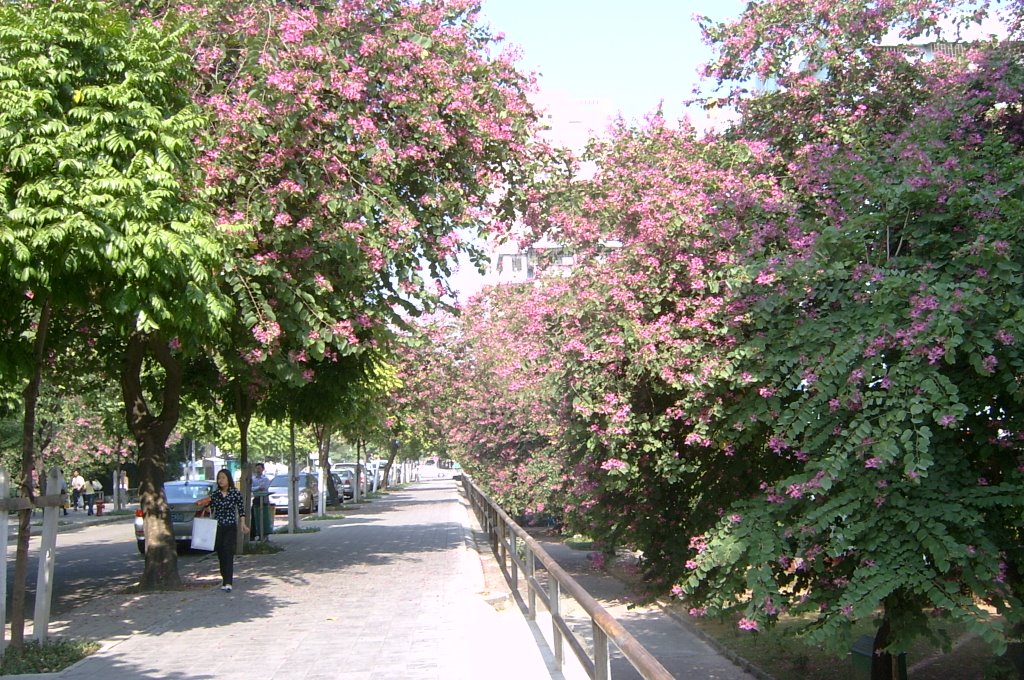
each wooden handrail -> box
[461,476,674,680]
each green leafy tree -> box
[0,0,230,601]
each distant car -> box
[332,463,367,495]
[268,473,318,514]
[333,470,354,500]
[134,480,216,555]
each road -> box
[4,518,212,619]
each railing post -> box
[550,577,563,671]
[510,532,518,591]
[526,550,536,621]
[498,520,507,569]
[593,622,611,680]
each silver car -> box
[134,480,216,554]
[267,473,318,514]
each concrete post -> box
[33,467,61,642]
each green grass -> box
[243,540,283,555]
[302,513,347,521]
[564,534,596,551]
[273,525,319,534]
[0,639,99,675]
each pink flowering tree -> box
[671,0,1024,667]
[408,0,1024,670]
[141,0,544,510]
[395,286,573,518]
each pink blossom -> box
[737,617,759,631]
[995,329,1015,345]
[981,355,998,374]
[600,458,626,471]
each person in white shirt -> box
[70,471,86,511]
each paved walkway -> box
[11,480,754,679]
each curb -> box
[6,512,131,543]
[455,487,513,611]
[653,598,776,680]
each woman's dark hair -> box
[216,468,236,489]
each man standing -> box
[250,463,272,540]
[70,470,85,511]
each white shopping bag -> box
[191,516,217,551]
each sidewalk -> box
[12,481,755,679]
[21,482,559,680]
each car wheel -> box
[137,540,145,555]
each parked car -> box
[333,470,354,500]
[134,480,216,554]
[267,473,318,514]
[332,463,367,495]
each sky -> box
[479,0,746,134]
[446,0,747,300]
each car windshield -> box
[165,483,214,502]
[269,475,306,488]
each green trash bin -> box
[851,634,907,680]
[252,491,272,540]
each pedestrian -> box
[90,478,104,513]
[82,477,96,515]
[59,473,69,516]
[196,469,248,592]
[250,462,272,540]
[70,470,85,511]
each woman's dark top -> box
[207,488,245,526]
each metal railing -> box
[461,476,673,680]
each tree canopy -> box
[397,0,1024,660]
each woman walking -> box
[198,469,248,592]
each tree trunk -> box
[11,298,51,648]
[121,333,183,591]
[354,440,363,501]
[872,615,896,680]
[313,422,335,507]
[381,438,399,491]
[234,383,253,553]
[287,417,298,533]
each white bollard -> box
[33,467,62,642]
